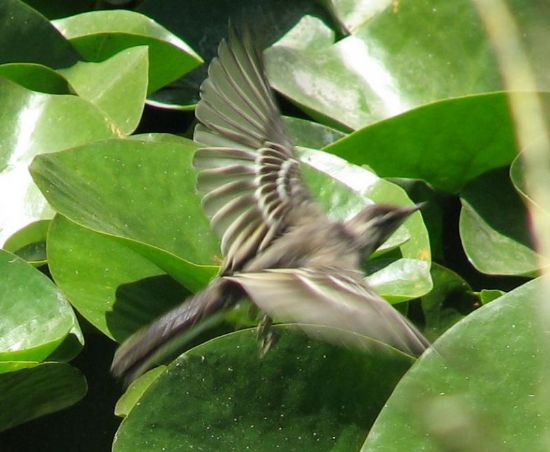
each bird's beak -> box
[414,201,428,211]
[397,202,426,219]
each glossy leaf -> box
[0,249,83,362]
[363,276,549,451]
[53,10,203,93]
[0,0,78,68]
[0,362,87,432]
[267,1,550,131]
[459,167,543,276]
[324,93,524,193]
[59,46,149,135]
[137,0,330,107]
[283,116,346,149]
[0,77,116,244]
[113,326,414,451]
[3,220,49,265]
[366,258,432,304]
[0,63,70,94]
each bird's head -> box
[345,203,424,257]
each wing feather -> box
[227,268,429,356]
[193,28,314,272]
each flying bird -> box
[112,27,430,383]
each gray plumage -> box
[112,28,429,383]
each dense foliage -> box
[1,0,549,450]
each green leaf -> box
[0,0,78,68]
[267,1,550,131]
[367,259,432,304]
[421,263,476,341]
[114,366,167,418]
[0,63,70,94]
[59,46,149,135]
[363,276,549,451]
[479,289,505,305]
[283,116,346,150]
[3,220,49,265]
[0,362,86,432]
[0,77,116,244]
[459,167,543,276]
[324,93,523,193]
[113,326,414,451]
[30,137,221,268]
[53,10,203,94]
[0,249,83,362]
[47,216,197,341]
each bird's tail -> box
[111,278,234,384]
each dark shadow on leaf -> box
[461,167,535,248]
[107,275,191,343]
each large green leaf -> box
[0,77,116,244]
[53,10,203,94]
[0,362,87,432]
[113,326,414,451]
[0,0,78,68]
[459,167,543,276]
[0,249,83,362]
[266,1,550,131]
[363,276,549,451]
[59,46,149,135]
[30,137,220,266]
[324,93,523,193]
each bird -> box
[111,27,430,383]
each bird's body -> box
[112,27,430,383]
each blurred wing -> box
[111,279,230,383]
[193,27,313,272]
[227,268,430,356]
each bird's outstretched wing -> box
[193,27,315,273]
[111,278,234,383]
[227,268,429,356]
